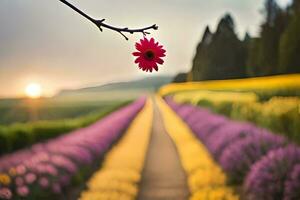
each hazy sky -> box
[0,0,292,97]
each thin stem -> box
[59,0,158,40]
[59,0,94,22]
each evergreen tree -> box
[191,14,247,81]
[190,0,299,80]
[247,0,289,76]
[279,0,300,73]
[246,38,263,76]
[191,26,212,80]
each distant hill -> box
[56,76,173,101]
[59,76,173,95]
[0,76,172,124]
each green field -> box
[0,96,132,155]
[0,97,129,125]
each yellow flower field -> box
[156,96,239,200]
[79,99,153,200]
[173,90,258,106]
[159,74,300,96]
[171,87,300,141]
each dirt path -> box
[137,99,189,200]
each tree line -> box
[173,0,300,82]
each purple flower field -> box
[0,98,146,199]
[166,98,300,200]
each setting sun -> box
[25,83,42,98]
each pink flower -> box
[38,177,49,188]
[16,165,26,175]
[52,183,62,194]
[0,188,12,199]
[15,177,24,186]
[16,186,29,197]
[133,37,166,72]
[25,173,36,184]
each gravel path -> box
[137,100,189,200]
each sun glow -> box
[25,83,42,98]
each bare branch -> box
[59,0,158,40]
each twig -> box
[59,0,158,40]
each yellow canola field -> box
[79,99,153,200]
[159,74,300,96]
[173,90,258,106]
[171,88,300,140]
[156,96,239,200]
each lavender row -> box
[166,97,300,200]
[0,97,146,200]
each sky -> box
[0,0,292,97]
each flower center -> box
[144,50,155,60]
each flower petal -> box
[135,57,142,64]
[150,38,155,45]
[141,38,149,46]
[132,52,141,56]
[156,58,164,65]
[160,49,166,53]
[135,43,144,52]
